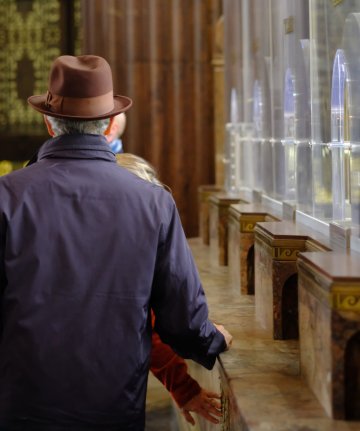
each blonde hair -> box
[116,153,170,192]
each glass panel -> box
[223,2,242,193]
[224,0,242,123]
[237,123,254,190]
[253,0,272,195]
[281,1,311,208]
[238,0,255,190]
[252,80,264,190]
[270,0,288,200]
[330,49,350,220]
[283,68,296,200]
[342,11,360,227]
[295,39,312,213]
[270,0,310,202]
[224,122,238,194]
[310,0,360,221]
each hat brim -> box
[27,94,133,121]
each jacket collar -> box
[37,134,117,163]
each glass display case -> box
[309,0,360,221]
[342,11,360,227]
[252,79,268,191]
[224,89,241,194]
[270,0,288,200]
[224,0,360,230]
[224,0,242,123]
[281,1,310,204]
[252,0,272,195]
[223,1,242,194]
[310,1,360,225]
[236,0,255,191]
[294,39,312,214]
[329,48,350,221]
[309,0,332,219]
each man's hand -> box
[181,389,222,425]
[214,323,233,350]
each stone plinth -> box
[298,252,360,420]
[254,221,309,339]
[198,185,223,245]
[209,193,244,266]
[228,204,278,295]
[184,238,360,430]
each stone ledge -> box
[186,238,360,431]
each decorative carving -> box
[0,1,61,131]
[332,290,360,311]
[240,221,255,233]
[0,0,81,133]
[272,247,300,261]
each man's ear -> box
[104,117,115,136]
[43,115,55,137]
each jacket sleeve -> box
[150,312,201,408]
[151,197,226,370]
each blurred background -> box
[0,0,224,238]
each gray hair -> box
[46,116,110,136]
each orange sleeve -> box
[150,311,201,408]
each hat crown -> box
[49,55,113,98]
[27,54,132,120]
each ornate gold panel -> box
[240,221,256,233]
[0,1,61,131]
[0,0,81,134]
[240,215,266,233]
[332,287,360,311]
[272,247,300,261]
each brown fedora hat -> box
[28,55,132,121]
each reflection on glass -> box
[342,12,360,227]
[351,144,360,225]
[330,49,350,221]
[270,1,287,200]
[310,1,332,219]
[253,80,264,190]
[295,39,312,213]
[312,143,333,219]
[224,123,238,194]
[283,68,296,200]
[297,142,313,213]
[224,89,241,194]
[238,123,254,190]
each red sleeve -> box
[150,312,201,408]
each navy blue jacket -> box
[0,135,226,431]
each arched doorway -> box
[246,245,254,295]
[345,331,360,420]
[281,273,298,339]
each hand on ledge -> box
[214,323,233,350]
[181,389,222,425]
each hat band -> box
[45,90,114,117]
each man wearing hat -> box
[0,55,232,430]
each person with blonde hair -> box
[115,153,164,188]
[116,152,223,425]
